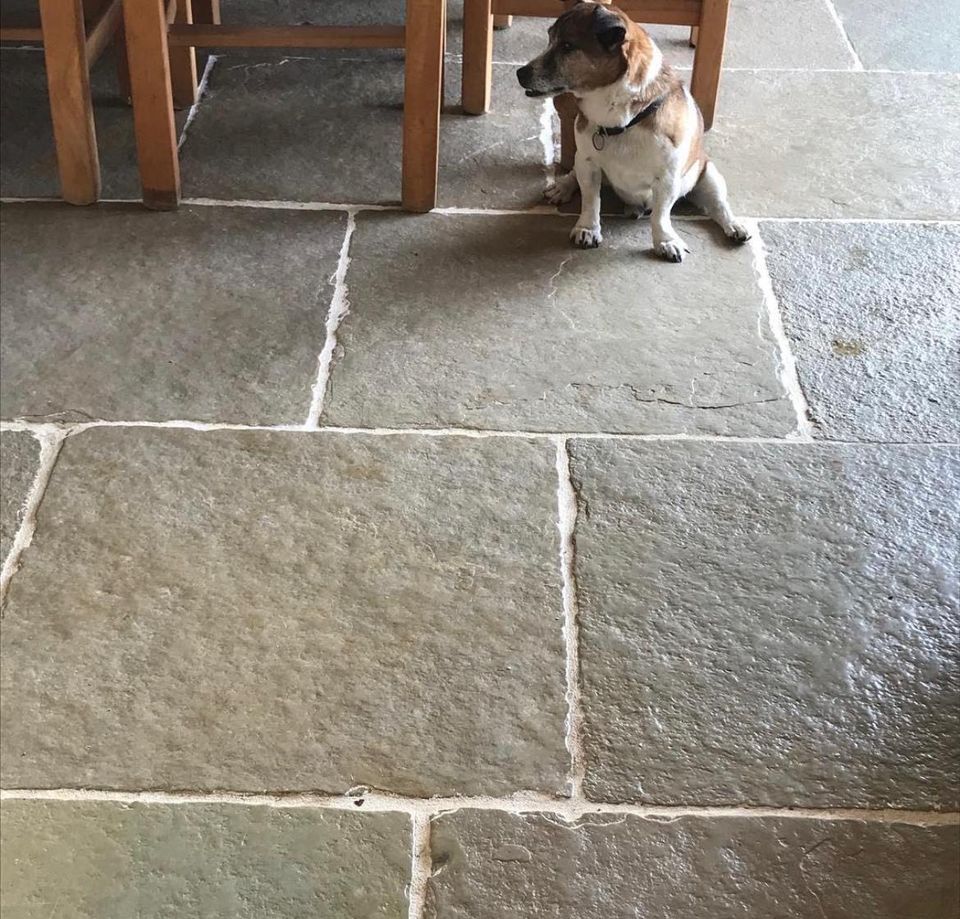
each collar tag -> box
[592,130,606,152]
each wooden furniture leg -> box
[462,0,492,115]
[169,0,198,108]
[690,0,728,130]
[191,0,220,23]
[555,92,578,172]
[402,0,446,211]
[689,24,699,46]
[122,0,180,208]
[38,0,100,204]
[493,14,513,27]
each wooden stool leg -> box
[689,25,699,47]
[122,0,180,209]
[402,0,445,212]
[191,0,220,23]
[38,0,100,205]
[462,0,492,115]
[493,14,512,28]
[169,0,197,108]
[555,92,578,172]
[690,0,729,131]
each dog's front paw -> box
[571,224,602,249]
[545,173,578,205]
[654,237,689,263]
[724,220,751,244]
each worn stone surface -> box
[1,801,411,918]
[182,57,548,208]
[321,213,796,435]
[832,0,960,71]
[708,72,960,219]
[0,204,345,424]
[569,440,960,807]
[427,810,960,919]
[0,429,567,795]
[0,51,185,200]
[762,221,960,442]
[0,432,38,561]
[474,0,857,70]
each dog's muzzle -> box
[516,64,564,97]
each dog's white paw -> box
[545,173,579,206]
[724,220,751,243]
[654,237,689,263]
[571,224,602,249]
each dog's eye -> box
[559,41,575,53]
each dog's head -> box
[516,2,632,97]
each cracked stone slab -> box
[0,432,39,561]
[762,221,960,442]
[467,0,857,70]
[320,212,796,435]
[181,57,548,208]
[0,429,568,795]
[0,50,186,200]
[427,810,960,919]
[1,800,410,919]
[831,0,960,71]
[569,440,960,807]
[708,72,960,219]
[0,204,345,424]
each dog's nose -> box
[516,65,533,87]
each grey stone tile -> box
[1,800,410,919]
[708,72,960,219]
[476,0,857,70]
[0,204,345,424]
[181,57,547,208]
[0,432,38,561]
[321,212,796,435]
[0,429,567,795]
[832,0,960,71]
[427,810,960,919]
[0,50,186,200]
[569,440,960,808]
[762,221,960,442]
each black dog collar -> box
[592,92,668,150]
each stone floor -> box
[1,0,959,916]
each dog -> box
[517,1,749,262]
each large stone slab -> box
[0,429,568,795]
[0,204,345,424]
[1,800,410,919]
[708,72,960,219]
[181,57,547,208]
[762,221,960,442]
[321,212,796,435]
[832,0,960,71]
[0,431,39,561]
[427,810,960,919]
[569,440,960,807]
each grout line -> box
[305,209,358,428]
[0,428,64,608]
[747,221,815,441]
[555,437,586,798]
[2,788,957,827]
[407,814,432,919]
[182,197,400,213]
[177,54,218,151]
[1,419,957,448]
[819,0,865,70]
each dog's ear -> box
[593,5,627,48]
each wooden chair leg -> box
[689,25,699,47]
[462,0,492,115]
[169,0,197,108]
[122,0,180,209]
[555,92,578,172]
[690,0,729,131]
[191,0,220,23]
[402,0,445,211]
[38,0,100,205]
[115,15,132,102]
[493,14,512,28]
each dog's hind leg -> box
[688,161,751,243]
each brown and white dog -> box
[517,1,749,262]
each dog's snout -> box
[516,64,533,87]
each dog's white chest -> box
[577,123,669,204]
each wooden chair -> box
[0,0,125,204]
[120,0,447,212]
[462,0,730,170]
